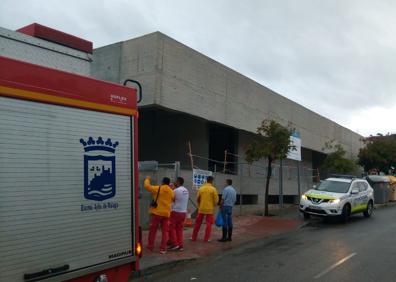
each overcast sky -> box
[1,0,395,136]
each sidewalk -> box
[375,201,396,209]
[136,206,302,277]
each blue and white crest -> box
[80,137,119,201]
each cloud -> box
[1,0,395,136]
[348,105,396,136]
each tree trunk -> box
[264,156,273,216]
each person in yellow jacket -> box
[144,176,174,254]
[191,176,219,242]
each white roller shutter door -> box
[0,96,134,281]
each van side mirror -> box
[351,188,359,194]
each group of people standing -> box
[144,176,236,254]
[144,176,189,254]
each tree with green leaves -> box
[321,141,358,175]
[245,119,294,216]
[358,136,396,173]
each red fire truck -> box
[0,55,141,281]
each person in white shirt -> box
[168,177,189,251]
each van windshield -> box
[315,180,351,193]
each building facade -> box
[90,31,363,218]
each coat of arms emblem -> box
[80,137,118,201]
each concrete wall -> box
[92,33,161,106]
[92,31,363,158]
[91,42,122,83]
[156,33,363,157]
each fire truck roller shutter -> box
[0,96,134,282]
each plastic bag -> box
[215,211,223,227]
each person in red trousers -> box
[191,176,219,242]
[144,176,174,254]
[168,177,189,251]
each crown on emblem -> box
[80,137,119,153]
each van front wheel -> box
[341,204,351,223]
[363,201,374,218]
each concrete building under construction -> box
[91,31,362,210]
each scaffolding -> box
[186,143,319,215]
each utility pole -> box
[297,162,301,198]
[279,159,283,209]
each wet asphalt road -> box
[145,205,396,282]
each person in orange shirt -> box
[144,176,174,254]
[191,176,219,242]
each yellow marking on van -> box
[305,194,337,200]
